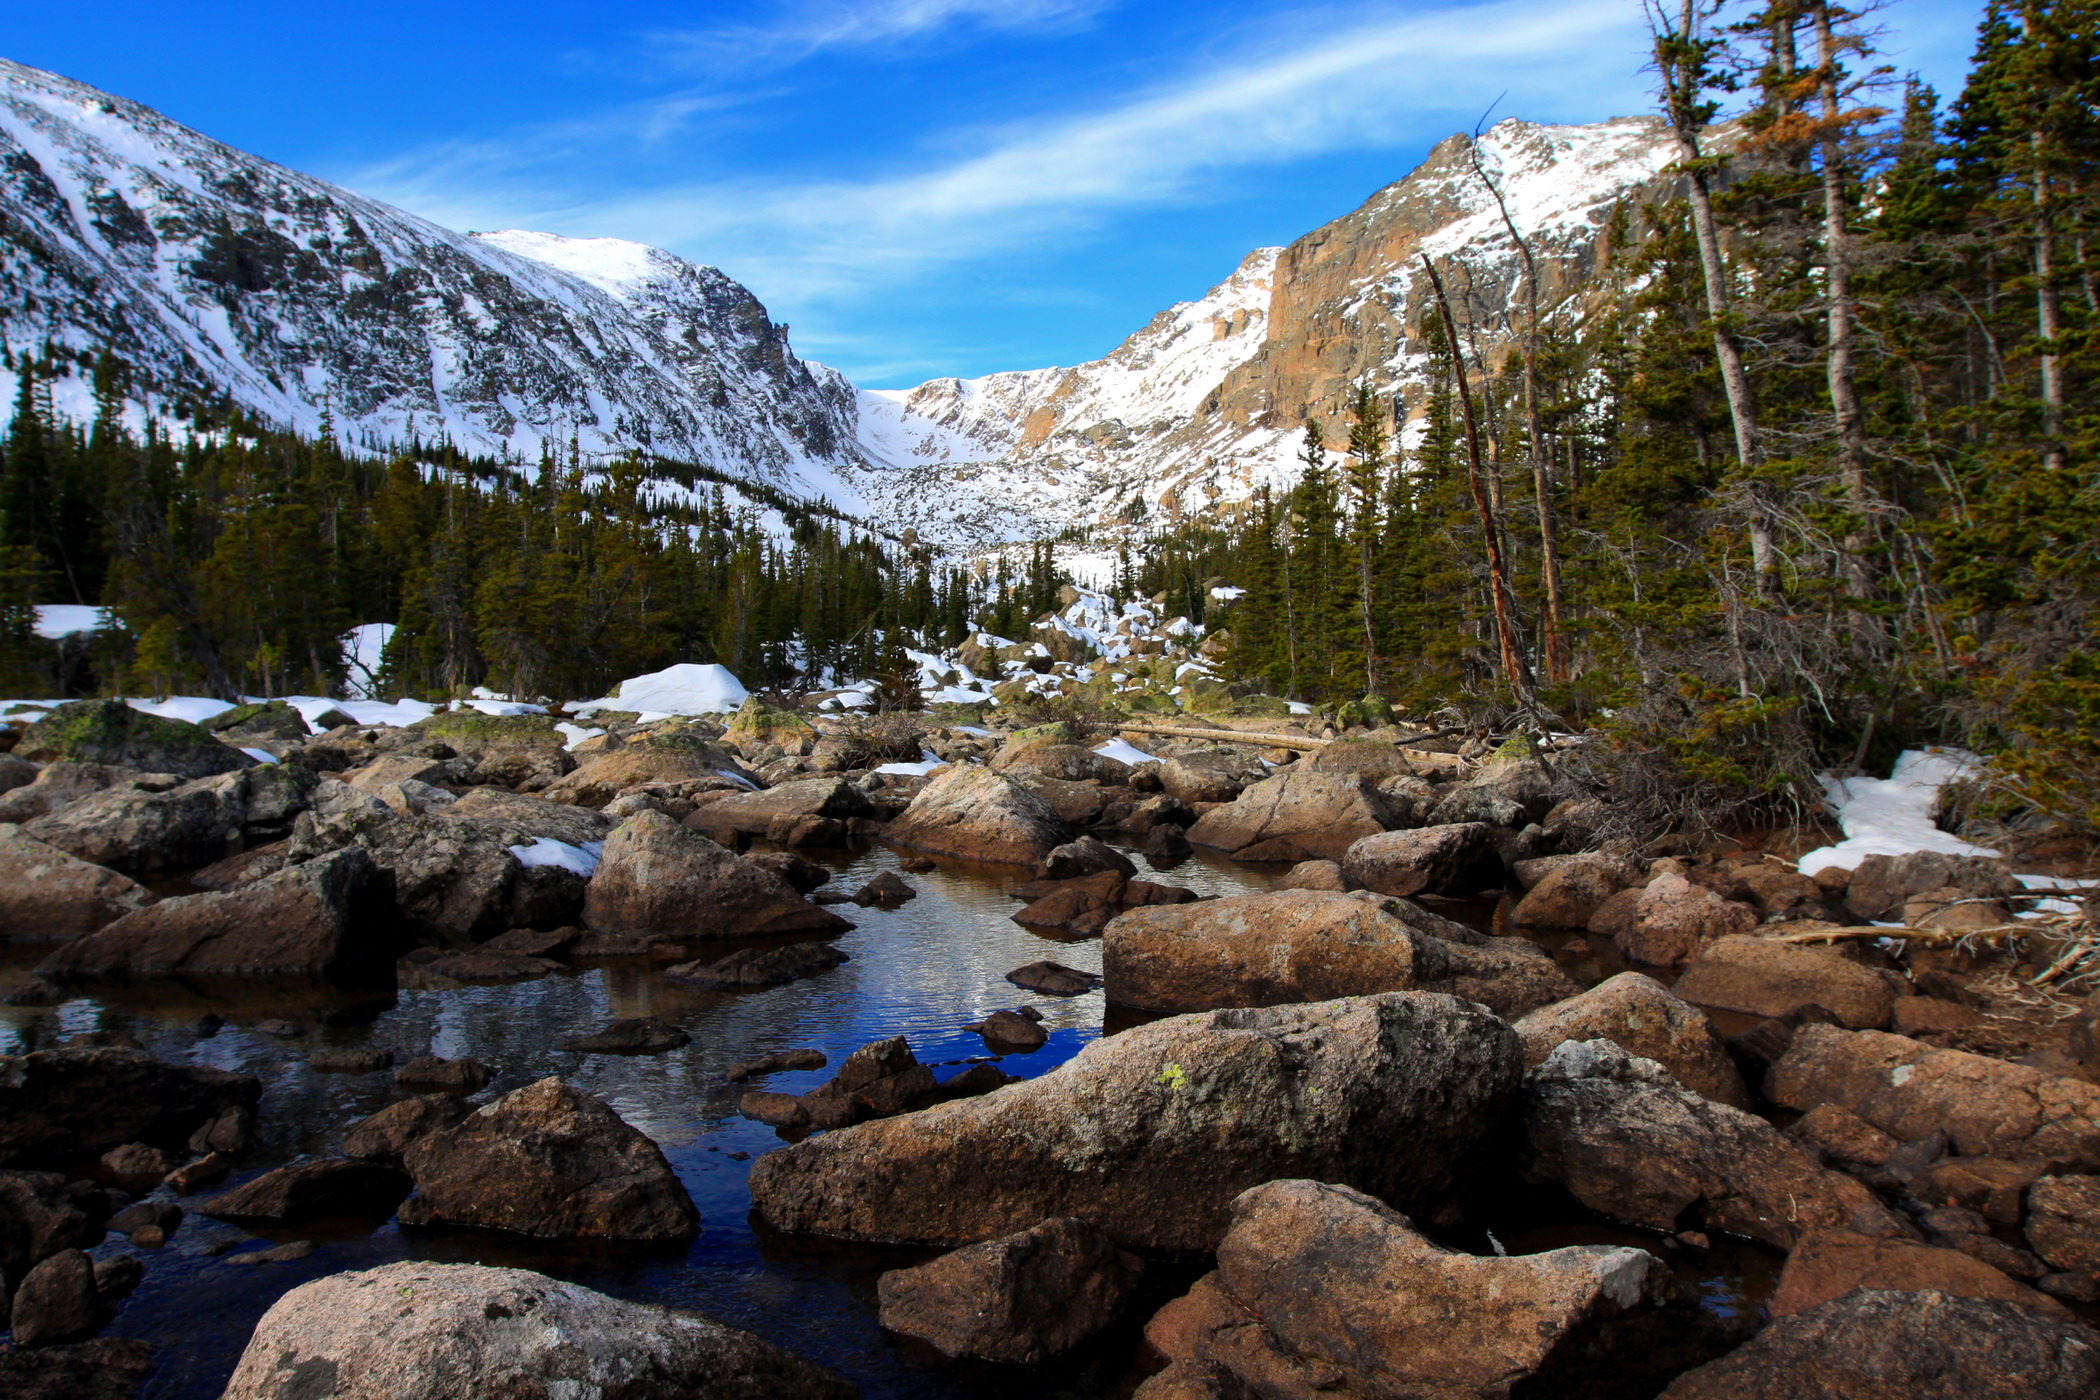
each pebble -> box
[224,1240,317,1266]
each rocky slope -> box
[853,117,1688,543]
[0,58,861,503]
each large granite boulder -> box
[540,734,757,808]
[399,1077,700,1241]
[1513,972,1753,1109]
[36,849,397,978]
[1340,823,1501,897]
[17,699,251,780]
[22,765,315,875]
[877,1216,1143,1363]
[409,712,576,789]
[582,812,849,941]
[1140,1178,1731,1400]
[1184,773,1397,863]
[883,765,1073,865]
[0,762,159,824]
[1616,874,1759,968]
[748,992,1520,1251]
[0,824,156,938]
[219,1261,855,1400]
[1672,935,1900,1029]
[1768,1228,2065,1318]
[1522,1039,1896,1249]
[694,776,877,836]
[0,1046,259,1168]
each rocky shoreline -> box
[1,695,2097,1398]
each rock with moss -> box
[19,700,252,781]
[204,701,311,743]
[726,698,817,756]
[410,713,574,790]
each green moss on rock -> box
[19,699,252,779]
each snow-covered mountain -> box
[0,58,861,503]
[851,117,1689,543]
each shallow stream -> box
[0,843,1778,1398]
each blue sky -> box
[13,1,1979,387]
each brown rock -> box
[1844,850,2021,922]
[558,1016,691,1054]
[1434,935,1582,1020]
[1512,971,1753,1109]
[2027,1175,2100,1277]
[877,1216,1143,1362]
[581,811,850,942]
[883,765,1073,866]
[1510,854,1642,928]
[973,1009,1049,1054]
[540,736,755,808]
[1586,886,1643,942]
[1893,996,1984,1036]
[1275,858,1351,891]
[0,1170,109,1279]
[1766,1024,2100,1169]
[342,1095,474,1161]
[309,1046,394,1073]
[164,1154,231,1193]
[399,1077,700,1241]
[0,1337,153,1400]
[0,1046,259,1169]
[1770,1229,2063,1319]
[748,992,1520,1251]
[1006,960,1101,996]
[663,942,848,990]
[1157,752,1265,806]
[1339,822,1500,897]
[409,949,563,984]
[200,1157,413,1223]
[1790,1103,1900,1166]
[723,1049,827,1082]
[995,741,1133,785]
[9,1248,102,1347]
[0,824,157,939]
[1522,1039,1895,1249]
[697,776,877,836]
[1617,874,1759,967]
[1102,889,1445,1013]
[1912,1156,2046,1223]
[1037,834,1137,881]
[1671,935,1898,1029]
[96,1141,180,1191]
[1657,1288,2100,1399]
[393,1055,493,1092]
[1186,772,1398,864]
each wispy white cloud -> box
[656,0,1115,70]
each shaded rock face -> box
[877,1216,1144,1363]
[0,761,159,824]
[10,1247,102,1347]
[1434,935,1581,1021]
[20,767,310,875]
[749,992,1521,1251]
[1156,752,1266,806]
[0,824,156,938]
[2028,1175,2100,1276]
[1766,1024,2100,1169]
[1039,834,1137,881]
[1340,823,1500,898]
[1147,1179,1731,1400]
[0,1170,110,1280]
[1184,773,1396,863]
[1671,936,1898,1030]
[1617,874,1758,968]
[18,699,251,780]
[0,1046,259,1168]
[0,1336,155,1400]
[542,738,756,808]
[219,1260,856,1400]
[582,811,850,942]
[884,765,1074,865]
[1843,851,2021,922]
[409,713,577,789]
[666,942,848,991]
[287,807,576,941]
[1102,890,1446,1013]
[1521,1040,1890,1249]
[1769,1229,2062,1319]
[400,1077,700,1241]
[36,849,397,978]
[1513,972,1753,1109]
[699,777,877,835]
[340,1095,473,1162]
[199,1157,414,1224]
[1427,758,1554,828]
[1511,855,1642,929]
[1656,1288,2100,1400]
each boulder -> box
[399,1077,700,1241]
[748,992,1520,1251]
[1766,1024,2100,1169]
[877,1216,1143,1362]
[0,761,160,824]
[996,742,1133,786]
[1038,834,1137,881]
[1656,1288,2100,1399]
[394,1056,493,1092]
[1102,890,1447,1013]
[1434,936,1581,1020]
[0,1337,153,1400]
[1522,1039,1894,1249]
[1157,1179,1729,1400]
[1844,850,2022,922]
[9,1248,102,1347]
[286,807,576,941]
[883,765,1073,865]
[664,942,848,991]
[409,712,577,789]
[200,1157,413,1223]
[849,870,912,903]
[726,696,818,754]
[1185,773,1397,863]
[22,770,248,875]
[17,699,250,780]
[1671,935,1899,1029]
[739,1036,940,1131]
[1006,960,1101,996]
[0,1170,109,1279]
[1790,1102,1900,1167]
[697,776,876,836]
[973,1009,1048,1054]
[409,949,563,984]
[205,700,311,743]
[36,849,396,979]
[1426,755,1555,828]
[557,1016,691,1054]
[1340,823,1500,897]
[1510,854,1643,928]
[341,1095,473,1161]
[447,787,612,847]
[0,824,156,938]
[1156,751,1266,806]
[0,1046,259,1168]
[219,1260,855,1400]
[1512,972,1753,1109]
[1275,858,1351,891]
[1769,1228,2063,1317]
[1617,874,1759,967]
[1307,739,1418,784]
[541,735,757,808]
[2028,1175,2100,1277]
[582,811,850,942]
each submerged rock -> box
[557,1017,691,1054]
[748,992,1520,1251]
[878,1216,1143,1363]
[663,942,848,991]
[219,1261,855,1400]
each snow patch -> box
[507,837,603,877]
[575,663,748,718]
[555,722,604,751]
[33,604,106,640]
[1093,738,1161,767]
[1796,750,2000,877]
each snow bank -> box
[575,663,747,719]
[1796,749,2001,877]
[128,696,235,725]
[34,604,106,640]
[555,722,604,751]
[463,699,546,717]
[875,751,948,776]
[283,695,439,729]
[1094,738,1161,766]
[507,837,603,877]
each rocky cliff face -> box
[0,59,861,500]
[853,117,1687,544]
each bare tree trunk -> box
[1653,0,1777,595]
[1469,133,1567,682]
[1423,254,1534,701]
[1813,1,1874,598]
[2033,132,2067,470]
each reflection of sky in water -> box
[0,842,1773,1398]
